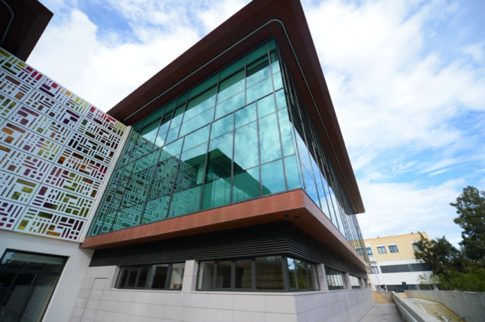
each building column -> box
[182,260,198,292]
[316,264,328,291]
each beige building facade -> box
[363,233,433,292]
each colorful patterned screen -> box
[0,48,127,242]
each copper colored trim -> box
[81,190,368,272]
[107,0,364,214]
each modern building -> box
[0,0,375,321]
[363,232,433,292]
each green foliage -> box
[413,186,485,292]
[451,186,485,261]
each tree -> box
[451,186,485,261]
[412,186,485,292]
[413,235,462,279]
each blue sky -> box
[30,0,485,245]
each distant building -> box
[363,233,433,292]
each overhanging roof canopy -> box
[0,0,53,61]
[108,0,365,214]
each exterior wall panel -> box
[0,48,127,242]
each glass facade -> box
[87,38,367,258]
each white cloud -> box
[358,179,464,244]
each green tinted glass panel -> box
[296,259,309,290]
[133,149,160,173]
[302,165,320,207]
[142,195,170,224]
[185,86,216,120]
[259,113,282,164]
[133,122,143,132]
[176,92,188,107]
[261,159,285,195]
[189,74,218,99]
[183,125,210,151]
[211,114,233,139]
[170,106,185,127]
[201,176,231,210]
[112,203,144,231]
[206,131,233,182]
[168,185,201,218]
[268,38,276,50]
[215,91,245,119]
[179,107,214,137]
[287,258,297,289]
[140,119,160,145]
[220,57,244,81]
[149,157,178,199]
[162,138,183,158]
[315,168,331,219]
[217,70,244,103]
[278,109,295,156]
[275,89,286,110]
[273,72,283,90]
[246,43,267,65]
[284,155,302,189]
[247,77,273,103]
[257,94,275,118]
[166,126,180,144]
[270,50,281,74]
[247,56,271,88]
[234,121,258,172]
[175,143,207,192]
[154,114,172,147]
[121,168,152,208]
[232,166,260,203]
[235,103,256,128]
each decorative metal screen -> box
[0,48,127,241]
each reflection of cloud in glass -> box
[235,103,256,128]
[216,91,245,119]
[179,107,214,137]
[259,113,282,164]
[234,122,258,171]
[247,77,273,103]
[261,159,285,195]
[183,125,210,151]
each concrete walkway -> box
[360,303,403,322]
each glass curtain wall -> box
[88,37,367,259]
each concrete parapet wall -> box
[408,290,485,322]
[391,292,437,322]
[70,264,375,322]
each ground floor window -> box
[325,267,346,290]
[349,275,361,289]
[117,263,185,290]
[0,250,67,322]
[197,256,318,292]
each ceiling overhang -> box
[0,0,53,61]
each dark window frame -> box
[196,255,319,293]
[116,262,185,290]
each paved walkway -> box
[360,303,403,322]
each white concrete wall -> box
[0,230,94,322]
[368,258,432,288]
[69,261,375,322]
